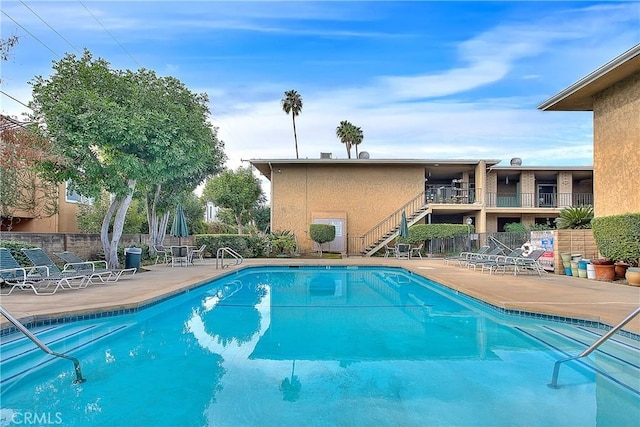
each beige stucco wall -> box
[271,164,424,253]
[593,73,640,217]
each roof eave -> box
[537,44,640,112]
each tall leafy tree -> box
[281,90,303,159]
[29,50,225,268]
[202,166,265,234]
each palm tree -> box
[281,90,303,159]
[555,205,594,229]
[352,125,363,158]
[336,120,355,159]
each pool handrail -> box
[0,305,86,384]
[549,305,640,389]
[216,247,243,269]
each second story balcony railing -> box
[485,192,593,208]
[426,185,476,204]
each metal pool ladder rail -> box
[549,306,640,389]
[0,306,86,384]
[216,247,243,269]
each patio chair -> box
[54,251,137,282]
[21,248,94,288]
[383,245,396,258]
[189,244,207,263]
[1,248,85,294]
[152,245,169,265]
[410,243,424,260]
[395,243,411,259]
[170,246,189,267]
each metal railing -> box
[426,185,477,204]
[351,190,428,255]
[0,306,86,384]
[485,192,593,208]
[215,247,243,269]
[549,306,640,389]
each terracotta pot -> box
[626,267,640,286]
[593,264,615,281]
[614,262,630,279]
[590,258,614,266]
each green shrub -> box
[309,224,335,256]
[195,234,250,257]
[401,224,471,244]
[268,230,297,256]
[591,213,640,266]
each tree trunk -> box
[236,213,243,234]
[292,115,299,159]
[146,184,167,253]
[101,197,118,267]
[102,180,136,269]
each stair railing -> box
[355,190,428,255]
[0,306,86,384]
[549,306,640,389]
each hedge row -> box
[591,213,640,265]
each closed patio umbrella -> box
[170,203,189,245]
[399,211,409,238]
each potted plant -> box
[592,213,640,283]
[590,258,615,281]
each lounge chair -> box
[1,248,85,294]
[512,249,547,276]
[465,247,505,270]
[444,245,490,266]
[479,248,525,274]
[410,243,424,260]
[54,251,137,282]
[21,248,96,288]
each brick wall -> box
[0,232,194,260]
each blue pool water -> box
[1,266,638,426]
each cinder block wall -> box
[553,229,598,274]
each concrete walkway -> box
[1,256,639,335]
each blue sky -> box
[1,1,639,171]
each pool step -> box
[516,323,640,393]
[0,322,131,387]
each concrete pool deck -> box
[1,256,639,335]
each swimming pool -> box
[1,266,638,426]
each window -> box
[65,181,93,205]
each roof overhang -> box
[537,44,640,111]
[248,158,502,179]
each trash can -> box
[124,247,142,270]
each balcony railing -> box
[485,193,593,208]
[426,185,476,204]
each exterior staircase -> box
[358,191,432,257]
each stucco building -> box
[538,43,640,217]
[250,157,593,256]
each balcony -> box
[485,192,593,208]
[426,185,476,204]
